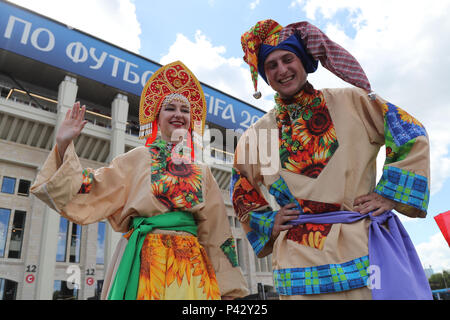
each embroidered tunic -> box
[31,139,248,300]
[231,83,430,299]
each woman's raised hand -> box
[56,102,87,160]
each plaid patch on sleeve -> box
[375,166,429,212]
[383,102,427,147]
[248,210,277,237]
[246,230,270,256]
[269,177,303,212]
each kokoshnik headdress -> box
[240,19,374,99]
[139,61,207,158]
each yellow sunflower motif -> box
[151,181,166,196]
[137,235,166,300]
[137,234,220,300]
[193,247,221,300]
[312,144,330,163]
[397,108,424,127]
[165,235,193,287]
[171,193,191,209]
[159,173,179,190]
[381,103,389,116]
[293,120,314,146]
[284,157,304,174]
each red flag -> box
[434,211,450,247]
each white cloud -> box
[8,0,142,53]
[289,0,450,194]
[250,0,261,10]
[160,30,274,111]
[416,232,450,273]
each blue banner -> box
[0,1,264,131]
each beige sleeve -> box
[31,141,130,227]
[196,166,249,298]
[352,89,431,218]
[231,127,274,258]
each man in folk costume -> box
[231,19,433,299]
[31,61,248,300]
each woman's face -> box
[158,98,191,142]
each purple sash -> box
[288,210,433,300]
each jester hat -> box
[241,19,372,98]
[139,61,207,147]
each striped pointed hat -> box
[241,19,372,98]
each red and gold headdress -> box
[139,61,207,147]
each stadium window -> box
[53,280,79,300]
[56,218,69,262]
[69,223,82,263]
[228,216,234,228]
[8,210,26,259]
[0,278,18,300]
[94,280,104,300]
[254,254,261,272]
[96,222,105,265]
[1,177,16,194]
[236,239,245,272]
[0,208,11,258]
[56,217,82,263]
[17,179,31,196]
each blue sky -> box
[8,0,450,272]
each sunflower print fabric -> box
[230,168,268,221]
[269,176,340,251]
[285,199,340,250]
[149,139,203,210]
[137,233,220,300]
[275,82,339,178]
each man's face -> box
[263,49,307,99]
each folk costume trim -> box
[376,101,429,214]
[78,169,94,194]
[139,61,207,150]
[382,102,427,149]
[275,82,339,179]
[273,255,370,295]
[220,238,239,267]
[236,174,342,254]
[269,176,339,251]
[229,168,268,221]
[246,209,277,255]
[149,139,203,210]
[375,166,429,213]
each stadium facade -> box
[0,0,277,300]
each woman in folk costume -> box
[31,61,248,300]
[232,19,433,299]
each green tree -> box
[428,270,450,290]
